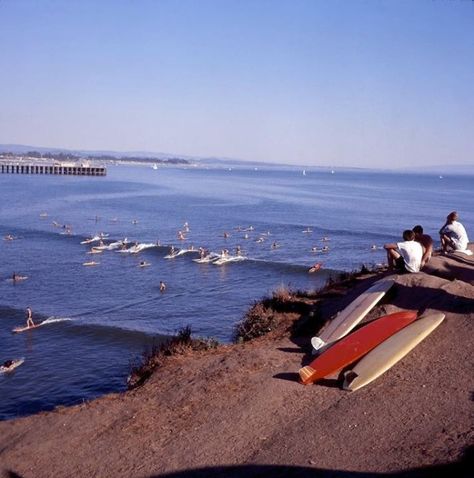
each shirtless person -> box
[439,211,469,253]
[26,307,35,328]
[413,225,433,268]
[384,230,423,273]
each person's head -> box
[447,211,458,222]
[413,225,423,235]
[403,230,415,241]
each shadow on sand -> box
[141,447,474,477]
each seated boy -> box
[384,230,423,273]
[439,211,469,253]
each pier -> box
[0,161,106,176]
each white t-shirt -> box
[441,221,469,251]
[397,240,423,273]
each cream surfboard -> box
[311,277,395,353]
[343,311,445,391]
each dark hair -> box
[403,230,415,241]
[413,225,423,234]
[448,211,458,221]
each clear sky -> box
[0,0,473,168]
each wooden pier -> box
[0,161,106,176]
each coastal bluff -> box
[1,249,473,478]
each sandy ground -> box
[0,248,473,478]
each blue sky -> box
[0,0,473,167]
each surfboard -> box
[311,277,395,352]
[299,310,418,385]
[342,312,445,391]
[0,358,25,373]
[12,317,71,333]
[83,261,99,266]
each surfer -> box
[235,245,242,256]
[177,230,185,241]
[26,307,35,328]
[412,225,433,267]
[2,360,14,370]
[384,230,423,273]
[159,281,166,292]
[439,211,469,253]
[223,231,230,239]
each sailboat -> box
[302,169,306,176]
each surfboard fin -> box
[311,336,326,354]
[342,370,358,390]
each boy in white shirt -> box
[439,211,469,253]
[384,230,423,273]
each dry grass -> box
[127,326,219,389]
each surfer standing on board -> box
[384,230,423,273]
[26,307,35,328]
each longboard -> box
[12,317,71,333]
[13,323,43,333]
[0,358,25,373]
[311,277,395,352]
[343,312,445,391]
[299,310,418,385]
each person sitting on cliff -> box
[412,225,433,268]
[384,230,423,273]
[439,211,469,253]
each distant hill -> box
[400,164,474,175]
[0,144,191,165]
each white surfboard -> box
[12,317,71,333]
[311,277,395,353]
[343,312,445,391]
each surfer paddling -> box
[26,307,35,328]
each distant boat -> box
[331,170,335,174]
[439,175,443,179]
[152,164,158,170]
[302,169,306,176]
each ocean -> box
[1,164,472,420]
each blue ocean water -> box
[0,164,472,420]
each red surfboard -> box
[299,310,418,385]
